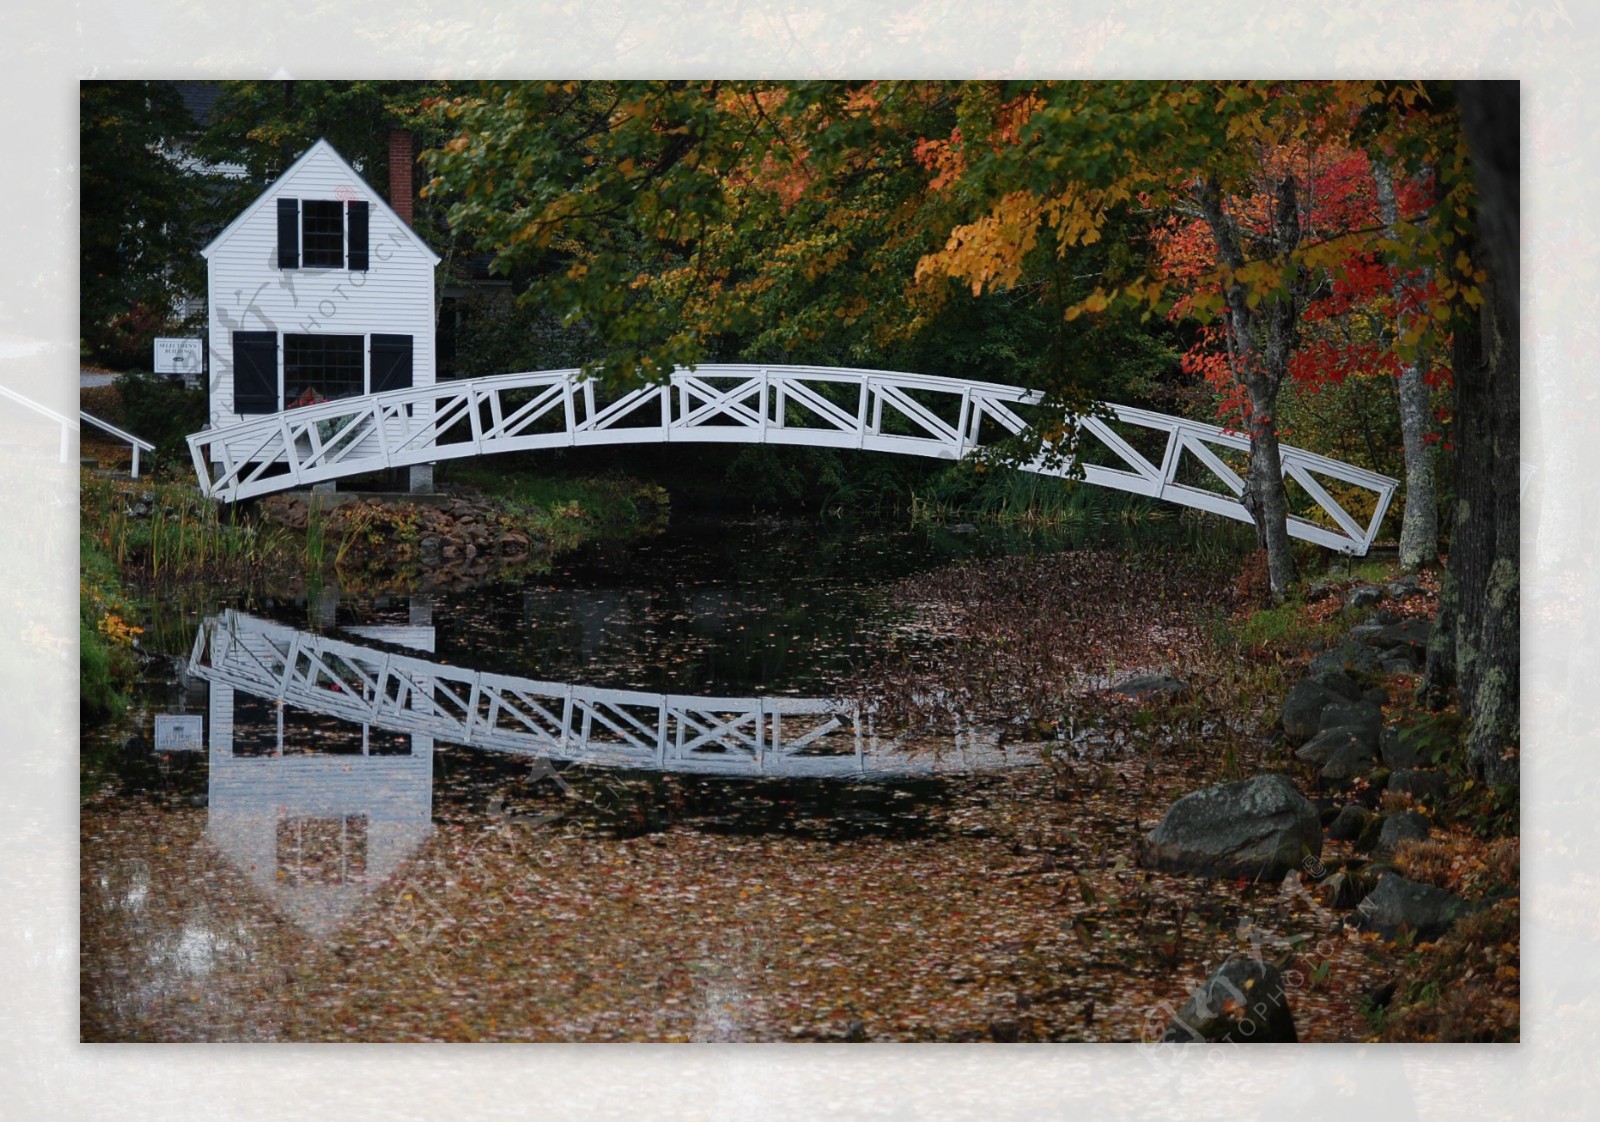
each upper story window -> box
[301,201,345,267]
[277,197,369,271]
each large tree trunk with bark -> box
[1421,82,1519,786]
[1427,263,1519,784]
[1371,159,1440,572]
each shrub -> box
[80,537,139,723]
[117,371,207,467]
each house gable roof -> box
[201,137,441,265]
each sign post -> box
[154,714,204,752]
[153,337,203,383]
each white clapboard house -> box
[201,136,439,478]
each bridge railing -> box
[188,365,1397,553]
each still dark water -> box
[83,513,1345,1043]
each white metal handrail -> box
[188,365,1398,554]
[0,385,157,477]
[0,383,77,466]
[79,410,156,478]
[189,611,1026,777]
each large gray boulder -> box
[1386,575,1423,599]
[1381,727,1425,771]
[1372,619,1431,651]
[1378,646,1423,674]
[1318,741,1381,788]
[1159,956,1297,1042]
[1309,639,1384,677]
[1376,811,1432,853]
[1356,874,1470,940]
[1140,774,1321,880]
[1323,868,1380,910]
[1312,669,1365,702]
[1317,700,1384,736]
[1295,724,1380,767]
[1282,680,1350,743]
[1345,584,1385,610]
[1327,803,1377,842]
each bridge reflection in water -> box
[189,609,1031,779]
[192,606,1031,937]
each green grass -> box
[1229,599,1315,649]
[910,463,1169,528]
[437,462,669,546]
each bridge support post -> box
[313,582,340,629]
[409,464,434,493]
[409,595,432,627]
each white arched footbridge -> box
[189,611,1031,777]
[188,365,1397,554]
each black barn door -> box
[369,334,413,394]
[233,331,278,414]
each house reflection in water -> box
[204,599,437,939]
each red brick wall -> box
[388,130,414,226]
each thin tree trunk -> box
[1241,384,1298,597]
[1195,174,1301,600]
[1371,158,1439,571]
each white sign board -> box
[154,713,204,752]
[153,337,203,375]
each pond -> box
[81,512,1366,1043]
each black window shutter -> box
[369,334,413,394]
[234,331,279,413]
[347,200,369,271]
[277,198,300,269]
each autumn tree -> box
[1156,131,1447,570]
[910,83,1447,598]
[419,82,1487,607]
[422,81,754,386]
[192,80,458,212]
[424,81,1176,443]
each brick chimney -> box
[388,129,415,226]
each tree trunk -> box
[1371,159,1439,571]
[1195,174,1301,600]
[1432,264,1519,784]
[1420,82,1520,785]
[1241,383,1299,597]
[1468,267,1519,786]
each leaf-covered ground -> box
[82,754,1399,1043]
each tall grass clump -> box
[80,469,293,583]
[911,462,1174,530]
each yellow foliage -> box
[98,613,143,647]
[916,190,1043,296]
